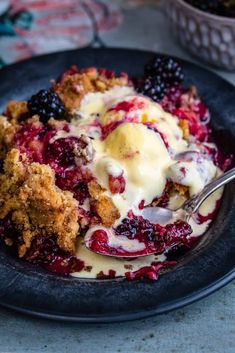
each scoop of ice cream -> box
[93,122,173,217]
[79,87,187,155]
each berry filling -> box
[46,137,81,172]
[43,255,84,275]
[86,217,192,258]
[125,261,176,280]
[115,217,192,254]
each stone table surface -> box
[0,4,234,353]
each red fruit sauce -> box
[43,255,84,275]
[87,217,192,258]
[125,261,176,280]
[109,98,145,113]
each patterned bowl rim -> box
[173,0,235,24]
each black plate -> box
[0,48,234,323]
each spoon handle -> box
[182,167,235,214]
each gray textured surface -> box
[0,5,234,353]
[0,282,234,353]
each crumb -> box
[88,180,120,227]
[73,134,94,166]
[124,264,133,270]
[0,148,79,257]
[53,67,130,113]
[5,238,13,246]
[88,180,103,200]
[180,85,198,109]
[48,118,68,130]
[178,119,189,140]
[5,100,29,124]
[93,194,120,227]
[0,116,16,160]
[173,182,189,197]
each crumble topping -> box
[0,148,79,257]
[5,100,29,125]
[53,67,130,114]
[88,180,120,227]
[73,134,95,166]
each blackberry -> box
[184,0,235,16]
[144,56,184,87]
[185,0,220,13]
[136,76,166,102]
[115,217,155,242]
[27,89,65,123]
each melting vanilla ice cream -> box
[93,122,173,218]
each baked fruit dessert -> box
[0,57,231,280]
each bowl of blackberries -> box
[164,0,235,70]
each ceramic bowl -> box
[164,0,235,70]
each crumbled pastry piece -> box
[151,181,189,208]
[25,114,43,126]
[48,117,69,130]
[74,134,95,166]
[124,264,133,270]
[84,265,92,272]
[0,116,16,160]
[5,238,13,246]
[87,179,103,200]
[53,67,130,113]
[81,67,129,92]
[88,180,120,227]
[93,195,120,228]
[0,149,79,257]
[173,182,189,197]
[53,73,95,113]
[178,119,190,140]
[5,100,29,124]
[180,85,198,110]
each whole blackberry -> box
[136,76,166,102]
[144,56,184,87]
[27,89,65,123]
[185,0,222,15]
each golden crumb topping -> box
[178,119,190,141]
[0,149,79,257]
[88,180,120,227]
[53,67,129,113]
[0,116,16,160]
[5,100,29,125]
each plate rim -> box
[1,268,234,323]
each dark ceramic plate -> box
[0,48,234,323]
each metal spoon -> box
[142,167,235,225]
[85,167,235,258]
